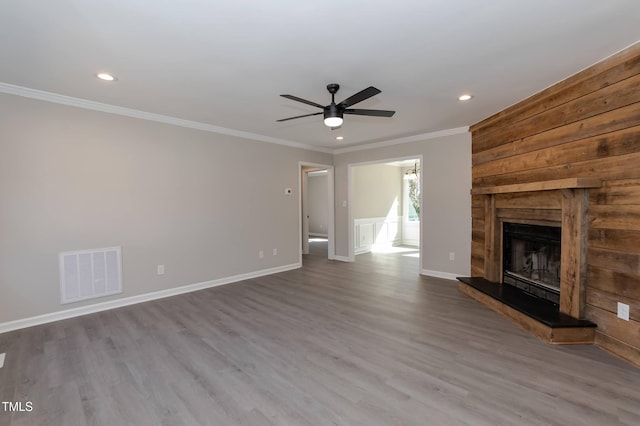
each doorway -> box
[401,160,420,246]
[347,156,422,270]
[299,162,334,263]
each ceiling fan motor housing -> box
[324,103,342,119]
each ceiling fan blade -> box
[344,109,396,117]
[280,94,325,109]
[276,111,323,122]
[337,86,381,108]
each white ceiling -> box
[1,1,639,151]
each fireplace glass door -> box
[502,222,561,305]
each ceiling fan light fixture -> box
[324,116,343,127]
[324,105,343,127]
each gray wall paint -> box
[352,164,402,219]
[307,174,328,235]
[334,132,472,275]
[0,93,331,323]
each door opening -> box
[299,162,334,263]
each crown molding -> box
[0,82,469,156]
[0,82,334,154]
[332,126,469,154]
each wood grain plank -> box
[585,305,640,350]
[473,102,640,166]
[484,196,500,281]
[588,247,640,275]
[473,125,640,179]
[594,331,640,368]
[495,191,562,210]
[472,178,601,195]
[473,73,640,153]
[496,208,562,223]
[470,264,484,277]
[587,266,640,300]
[471,206,484,218]
[472,195,485,208]
[591,178,640,205]
[471,253,485,275]
[472,221,485,247]
[589,228,640,252]
[590,205,640,231]
[472,151,640,187]
[559,189,588,317]
[586,287,640,322]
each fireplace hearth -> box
[459,178,600,344]
[503,222,561,306]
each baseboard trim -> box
[595,331,640,368]
[421,269,459,281]
[333,255,354,262]
[354,248,371,255]
[0,262,301,334]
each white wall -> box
[352,163,402,219]
[333,132,472,277]
[307,173,328,236]
[0,93,331,325]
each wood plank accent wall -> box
[470,42,640,367]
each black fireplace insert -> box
[502,222,561,306]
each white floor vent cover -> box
[59,246,123,304]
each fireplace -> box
[458,179,600,343]
[503,222,561,306]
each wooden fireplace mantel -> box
[471,177,602,195]
[478,178,601,319]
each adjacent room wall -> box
[0,93,331,326]
[307,173,328,236]
[470,42,640,366]
[333,131,472,278]
[352,163,402,219]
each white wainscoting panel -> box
[354,217,402,254]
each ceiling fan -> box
[277,83,396,128]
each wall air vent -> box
[59,246,123,304]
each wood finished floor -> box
[1,240,639,425]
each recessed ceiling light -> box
[336,136,344,140]
[96,73,116,81]
[458,94,473,101]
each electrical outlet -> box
[157,265,165,275]
[273,248,278,256]
[259,250,264,259]
[449,252,455,261]
[0,352,5,369]
[617,302,630,321]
